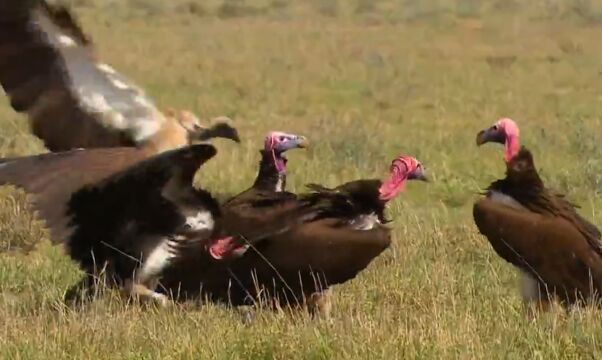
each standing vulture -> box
[473,118,602,312]
[0,143,318,306]
[0,0,238,153]
[160,153,427,317]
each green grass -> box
[2,0,602,358]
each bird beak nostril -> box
[296,136,309,149]
[476,130,487,146]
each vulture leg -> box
[520,271,554,316]
[64,273,98,306]
[123,280,170,307]
[307,288,333,319]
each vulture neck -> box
[142,119,188,154]
[252,150,286,192]
[505,148,543,189]
[504,133,520,163]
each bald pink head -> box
[378,155,427,202]
[263,131,309,173]
[476,118,520,162]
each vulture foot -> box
[123,281,173,308]
[307,288,333,320]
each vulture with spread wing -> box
[0,0,238,153]
[161,153,427,317]
[0,142,318,306]
[473,118,602,312]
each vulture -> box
[0,142,318,306]
[473,118,602,312]
[160,153,427,317]
[0,0,238,153]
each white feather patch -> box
[137,238,176,283]
[487,191,527,210]
[96,63,117,75]
[132,119,162,142]
[79,90,112,113]
[110,78,130,90]
[351,213,380,230]
[520,270,540,303]
[275,177,284,192]
[133,95,152,107]
[57,34,76,47]
[185,211,215,231]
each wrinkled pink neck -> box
[271,150,286,173]
[504,133,520,162]
[378,162,408,202]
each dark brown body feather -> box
[0,145,316,304]
[161,178,393,306]
[0,147,154,245]
[474,148,602,305]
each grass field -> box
[2,0,602,358]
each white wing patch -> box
[96,63,117,75]
[487,191,527,210]
[274,177,284,192]
[79,89,112,113]
[185,211,215,231]
[57,34,76,47]
[137,237,179,283]
[110,78,130,90]
[350,213,381,230]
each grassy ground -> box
[2,0,602,358]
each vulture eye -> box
[492,125,499,131]
[279,136,285,142]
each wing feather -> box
[0,0,165,151]
[473,198,602,297]
[0,148,152,245]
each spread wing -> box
[0,0,166,151]
[0,144,217,249]
[473,198,602,296]
[0,147,151,245]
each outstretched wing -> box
[0,147,151,245]
[0,144,218,249]
[0,0,166,151]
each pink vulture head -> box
[207,236,250,260]
[476,118,520,162]
[378,155,428,202]
[264,131,309,173]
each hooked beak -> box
[193,116,241,143]
[409,167,429,182]
[476,127,505,146]
[276,135,309,152]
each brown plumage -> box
[0,0,238,153]
[0,143,316,306]
[474,118,602,311]
[160,154,427,316]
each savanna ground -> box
[2,0,602,358]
